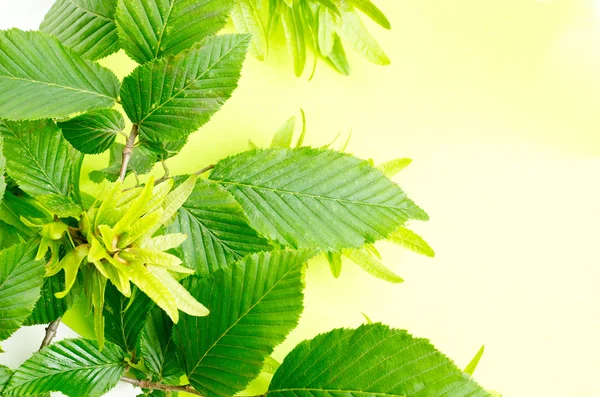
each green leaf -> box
[0,241,45,343]
[267,324,493,397]
[40,0,120,61]
[2,338,126,397]
[349,0,391,29]
[210,148,428,251]
[0,365,12,390]
[327,34,350,75]
[464,345,485,376]
[343,247,403,283]
[325,251,342,278]
[121,34,250,142]
[36,194,82,218]
[0,220,23,250]
[317,6,336,56]
[89,142,157,183]
[59,109,125,155]
[0,136,5,203]
[339,8,390,65]
[282,6,306,77]
[388,227,435,257]
[139,307,185,383]
[174,250,315,397]
[103,284,154,353]
[295,109,307,148]
[377,158,412,177]
[0,120,72,197]
[270,117,296,149]
[167,179,272,276]
[0,29,119,120]
[24,273,75,326]
[116,0,235,64]
[232,0,269,61]
[313,0,341,16]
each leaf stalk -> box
[120,376,204,396]
[119,124,139,181]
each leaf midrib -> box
[68,0,115,21]
[0,75,115,101]
[267,388,405,397]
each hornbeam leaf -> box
[40,0,120,61]
[339,7,390,65]
[0,365,12,390]
[116,0,235,64]
[167,178,272,276]
[210,148,428,250]
[343,247,403,283]
[267,324,493,397]
[59,109,125,155]
[317,6,336,56]
[0,29,119,120]
[325,251,342,278]
[327,34,350,75]
[121,34,250,142]
[173,250,315,397]
[0,242,45,343]
[2,338,126,397]
[271,116,296,149]
[388,226,435,257]
[231,0,269,61]
[0,120,72,197]
[24,273,75,326]
[464,345,485,376]
[0,136,5,202]
[349,0,391,29]
[282,6,306,77]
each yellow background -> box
[12,0,600,396]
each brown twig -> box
[120,376,204,396]
[39,318,61,350]
[119,125,139,181]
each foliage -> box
[0,1,497,397]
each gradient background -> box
[1,1,599,396]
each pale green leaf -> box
[282,6,306,77]
[0,242,45,343]
[377,158,412,177]
[54,245,89,299]
[116,0,235,64]
[141,233,188,252]
[313,0,341,16]
[121,34,250,142]
[0,29,119,120]
[210,148,428,250]
[262,356,281,375]
[349,0,391,29]
[388,226,435,257]
[325,251,342,278]
[339,8,390,65]
[0,137,5,203]
[174,250,315,397]
[267,324,493,397]
[232,0,269,61]
[103,284,154,353]
[0,365,12,390]
[36,194,82,218]
[271,117,296,148]
[156,174,197,233]
[327,34,350,75]
[40,0,120,60]
[464,345,485,376]
[317,6,336,56]
[295,109,307,148]
[24,273,75,326]
[59,109,125,155]
[166,178,272,276]
[147,265,209,316]
[2,338,126,397]
[343,247,404,283]
[0,120,72,197]
[0,220,24,250]
[361,312,373,323]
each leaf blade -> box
[59,109,125,155]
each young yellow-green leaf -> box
[103,284,154,353]
[388,226,435,257]
[2,338,126,397]
[465,345,485,376]
[377,158,412,177]
[141,233,188,252]
[0,241,45,343]
[116,0,235,64]
[232,0,269,61]
[121,34,250,142]
[0,120,72,197]
[271,116,296,148]
[349,0,391,29]
[147,265,209,316]
[40,0,120,61]
[210,148,428,251]
[317,6,336,56]
[153,174,197,235]
[58,109,125,155]
[55,245,89,299]
[174,250,316,397]
[295,109,307,148]
[0,29,119,120]
[327,34,350,75]
[282,6,306,77]
[24,273,75,326]
[339,8,390,65]
[268,324,493,397]
[343,247,404,283]
[166,178,272,275]
[313,0,341,16]
[325,251,342,278]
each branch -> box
[120,376,204,396]
[154,164,215,185]
[119,124,139,181]
[39,318,61,350]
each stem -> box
[120,377,204,396]
[154,164,215,185]
[39,318,61,350]
[119,125,139,181]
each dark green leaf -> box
[24,273,75,326]
[166,179,272,276]
[0,29,119,120]
[2,338,126,397]
[209,148,428,250]
[268,324,492,397]
[0,242,45,343]
[59,109,125,155]
[121,34,250,142]
[174,250,315,397]
[116,0,235,64]
[40,0,120,60]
